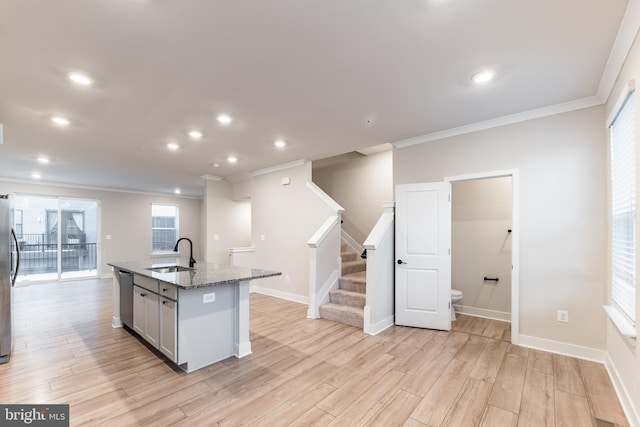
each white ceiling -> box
[0,0,630,197]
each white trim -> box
[250,285,309,305]
[363,211,394,250]
[519,335,605,363]
[341,229,364,254]
[446,169,520,345]
[0,176,203,199]
[250,159,307,177]
[607,80,636,126]
[306,181,345,213]
[454,305,511,322]
[201,174,224,181]
[598,0,640,102]
[307,215,340,248]
[393,96,602,149]
[307,269,340,319]
[605,352,640,427]
[363,306,394,335]
[100,272,113,280]
[603,305,637,341]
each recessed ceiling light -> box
[274,140,286,148]
[227,156,238,164]
[51,116,70,126]
[31,172,41,179]
[174,188,181,195]
[37,157,50,164]
[217,114,232,124]
[188,130,203,140]
[212,163,220,168]
[67,72,93,86]
[167,142,180,151]
[471,69,495,84]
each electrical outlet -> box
[203,292,216,304]
[557,310,569,323]
[285,275,290,283]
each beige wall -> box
[394,105,608,349]
[203,179,251,264]
[605,19,640,422]
[452,177,512,316]
[250,162,336,300]
[0,180,203,275]
[313,151,393,244]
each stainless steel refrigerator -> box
[0,194,20,363]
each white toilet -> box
[451,289,463,321]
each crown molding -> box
[0,176,203,199]
[597,0,640,102]
[393,96,603,149]
[250,159,307,177]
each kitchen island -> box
[108,261,280,373]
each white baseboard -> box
[518,334,605,362]
[101,273,113,280]
[364,308,394,336]
[111,316,122,328]
[605,352,640,427]
[454,304,511,322]
[250,285,309,305]
[235,342,252,359]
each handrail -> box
[364,202,395,250]
[307,215,341,248]
[306,181,345,214]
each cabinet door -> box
[132,285,146,335]
[145,291,159,348]
[159,298,177,362]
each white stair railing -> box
[307,215,342,319]
[363,202,395,335]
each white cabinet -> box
[159,297,177,362]
[132,285,159,349]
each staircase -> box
[319,243,366,328]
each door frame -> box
[445,169,520,345]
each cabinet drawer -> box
[134,274,159,293]
[159,283,178,301]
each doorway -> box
[451,176,512,320]
[13,195,100,283]
[447,170,519,344]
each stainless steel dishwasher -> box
[118,270,134,328]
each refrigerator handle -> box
[10,228,20,287]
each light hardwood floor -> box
[0,278,630,426]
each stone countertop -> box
[107,260,281,290]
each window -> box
[14,209,23,238]
[610,90,636,324]
[152,204,179,252]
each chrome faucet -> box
[173,237,196,268]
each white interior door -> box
[395,182,451,330]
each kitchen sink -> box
[146,265,194,273]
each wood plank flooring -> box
[0,279,630,426]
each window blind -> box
[611,91,637,323]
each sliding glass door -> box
[13,195,99,283]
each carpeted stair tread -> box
[319,303,364,328]
[341,251,358,262]
[342,260,366,275]
[330,289,366,308]
[338,275,366,293]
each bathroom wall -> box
[452,177,512,320]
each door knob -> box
[397,260,406,265]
